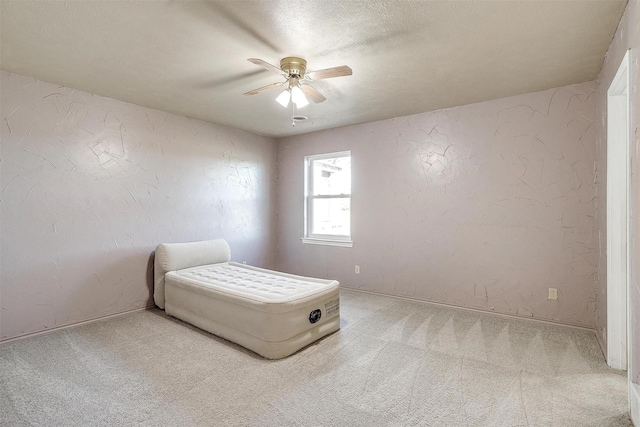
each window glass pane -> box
[311,198,350,236]
[312,156,351,196]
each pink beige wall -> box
[277,82,597,328]
[1,22,629,349]
[0,71,277,341]
[594,0,640,403]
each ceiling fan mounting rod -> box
[288,77,300,88]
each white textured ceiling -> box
[0,1,627,138]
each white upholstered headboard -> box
[153,238,231,309]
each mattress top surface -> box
[166,262,338,303]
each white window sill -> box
[301,237,353,248]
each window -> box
[302,151,352,247]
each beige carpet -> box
[0,289,631,426]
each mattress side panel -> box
[165,282,339,343]
[166,303,340,359]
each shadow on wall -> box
[147,251,155,307]
[2,249,157,339]
[64,251,156,323]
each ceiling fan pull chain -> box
[291,101,296,127]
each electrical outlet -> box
[548,287,558,300]
[355,265,360,274]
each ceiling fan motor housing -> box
[280,57,307,77]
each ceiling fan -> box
[243,57,352,109]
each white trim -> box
[631,381,640,427]
[304,150,352,242]
[342,287,597,332]
[0,304,155,344]
[305,150,351,162]
[595,327,607,359]
[301,237,353,247]
[606,50,630,371]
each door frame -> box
[606,49,630,371]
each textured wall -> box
[278,82,597,328]
[594,0,640,387]
[0,71,277,341]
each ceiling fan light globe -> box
[291,86,309,108]
[276,89,290,108]
[294,98,309,108]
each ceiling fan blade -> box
[247,58,284,75]
[306,65,352,80]
[243,81,284,96]
[300,85,327,103]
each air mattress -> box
[154,239,340,359]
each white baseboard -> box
[594,327,607,360]
[0,304,156,344]
[342,286,596,332]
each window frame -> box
[302,151,353,247]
